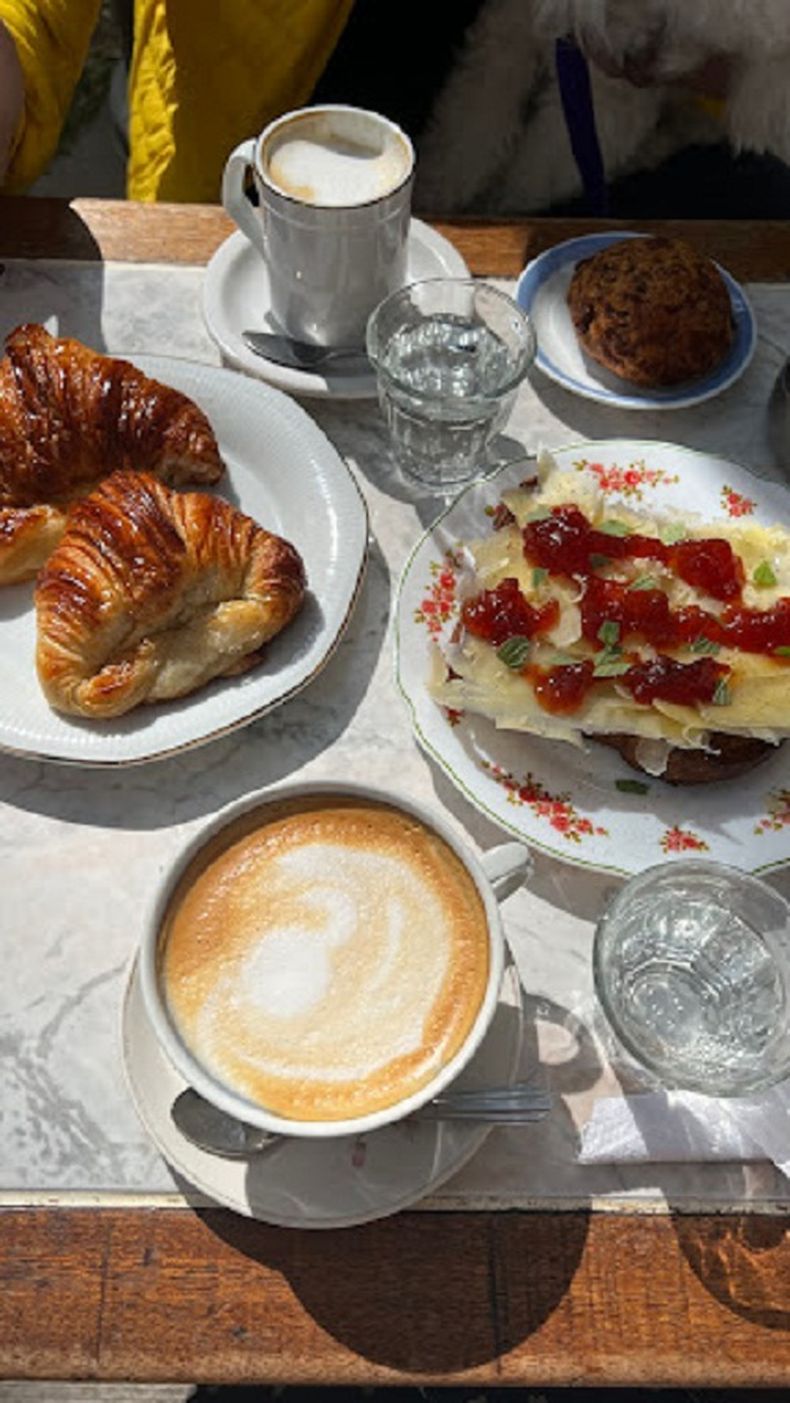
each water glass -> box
[593,860,790,1096]
[366,278,536,489]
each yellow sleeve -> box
[1,0,100,192]
[128,0,355,202]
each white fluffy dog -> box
[414,0,790,213]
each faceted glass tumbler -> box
[593,860,790,1096]
[366,278,536,490]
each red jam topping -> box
[522,504,744,602]
[529,660,594,714]
[460,502,790,717]
[620,655,727,706]
[461,577,559,645]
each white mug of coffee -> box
[139,781,531,1140]
[221,105,414,348]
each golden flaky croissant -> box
[0,324,224,584]
[35,470,307,719]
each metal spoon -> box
[171,1082,552,1159]
[242,330,370,373]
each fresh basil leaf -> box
[628,575,658,591]
[589,553,611,569]
[615,778,650,795]
[597,620,621,647]
[774,646,790,657]
[689,636,720,656]
[531,567,548,588]
[712,678,732,706]
[753,560,778,588]
[597,519,630,537]
[659,522,687,545]
[497,636,532,669]
[593,657,631,678]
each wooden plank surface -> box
[1,196,790,280]
[1,1206,790,1386]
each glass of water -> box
[593,860,790,1096]
[366,278,536,489]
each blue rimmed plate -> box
[516,232,757,411]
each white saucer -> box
[122,956,523,1230]
[202,219,470,401]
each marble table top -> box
[1,256,789,1213]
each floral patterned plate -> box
[395,440,790,878]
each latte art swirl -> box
[161,801,490,1121]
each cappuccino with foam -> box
[159,797,490,1123]
[264,110,412,207]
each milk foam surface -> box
[265,116,410,206]
[162,801,489,1121]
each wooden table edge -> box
[0,196,789,280]
[1,1202,789,1385]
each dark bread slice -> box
[591,731,779,785]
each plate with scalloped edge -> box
[395,440,790,878]
[0,355,368,766]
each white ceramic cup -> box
[139,781,531,1140]
[221,105,414,348]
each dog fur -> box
[413,0,790,214]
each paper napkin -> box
[579,1084,790,1177]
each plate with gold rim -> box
[395,440,790,878]
[0,355,368,767]
[121,955,524,1230]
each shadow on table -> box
[0,240,107,352]
[197,1199,591,1375]
[673,1212,790,1332]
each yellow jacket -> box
[2,0,354,201]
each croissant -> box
[35,470,307,719]
[0,324,224,584]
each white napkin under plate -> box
[579,1085,790,1177]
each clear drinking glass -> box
[366,278,536,489]
[593,860,790,1096]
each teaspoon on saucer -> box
[242,330,371,373]
[171,1083,552,1159]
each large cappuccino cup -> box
[221,106,414,348]
[140,782,530,1140]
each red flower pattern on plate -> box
[660,825,709,854]
[414,553,460,638]
[754,788,790,836]
[444,707,465,727]
[721,484,756,517]
[573,457,679,499]
[482,760,608,843]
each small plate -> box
[516,232,757,411]
[121,956,523,1230]
[202,219,470,401]
[0,355,368,766]
[396,440,790,878]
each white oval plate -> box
[0,355,368,766]
[122,955,523,1230]
[202,218,470,401]
[517,232,757,411]
[396,441,790,878]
